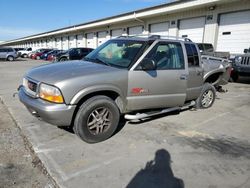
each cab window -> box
[141,42,185,70]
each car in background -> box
[41,49,63,60]
[197,43,230,59]
[14,48,25,57]
[231,47,250,81]
[30,49,52,60]
[14,48,25,52]
[0,47,18,61]
[46,50,65,61]
[54,48,93,62]
[18,47,35,58]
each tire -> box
[59,57,67,62]
[73,95,120,143]
[7,56,14,61]
[195,83,216,109]
[23,54,28,58]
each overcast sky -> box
[0,0,170,41]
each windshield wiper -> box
[84,57,111,67]
[94,57,111,66]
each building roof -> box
[1,0,225,45]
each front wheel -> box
[7,56,14,61]
[23,54,28,58]
[73,96,120,143]
[195,83,216,109]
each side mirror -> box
[140,58,156,70]
[244,49,248,53]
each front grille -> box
[241,56,250,66]
[23,78,38,97]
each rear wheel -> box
[73,96,120,143]
[195,83,216,109]
[23,54,28,58]
[59,57,67,62]
[7,56,14,61]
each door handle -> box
[180,74,187,80]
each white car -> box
[19,47,37,58]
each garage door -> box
[128,26,143,36]
[97,31,107,46]
[217,11,250,54]
[56,38,62,49]
[77,35,84,47]
[179,17,205,42]
[150,22,169,36]
[52,38,56,48]
[111,29,123,38]
[69,36,76,48]
[86,33,95,48]
[47,39,52,48]
[62,37,68,50]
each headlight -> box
[235,56,242,64]
[39,83,64,103]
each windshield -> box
[85,40,145,68]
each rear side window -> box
[7,48,14,52]
[185,44,199,67]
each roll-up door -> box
[111,29,123,38]
[128,26,143,35]
[56,38,62,49]
[86,33,95,48]
[69,36,76,48]
[178,17,205,42]
[77,35,84,47]
[150,22,169,36]
[97,31,107,46]
[47,39,53,48]
[217,10,250,54]
[62,37,68,50]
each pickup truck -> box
[18,47,36,58]
[18,35,217,143]
[231,47,250,81]
[197,43,230,59]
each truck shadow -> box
[126,149,184,188]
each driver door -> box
[127,41,188,111]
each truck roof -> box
[112,34,193,43]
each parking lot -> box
[0,59,250,188]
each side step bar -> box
[124,101,195,120]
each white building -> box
[1,0,250,54]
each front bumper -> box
[18,86,76,126]
[233,65,250,76]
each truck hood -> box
[26,60,125,85]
